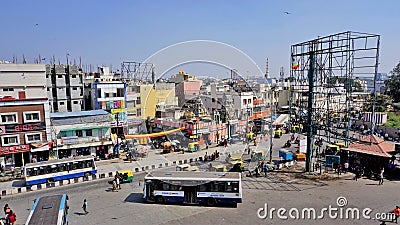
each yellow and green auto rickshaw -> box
[188,142,199,152]
[163,142,175,154]
[325,144,340,155]
[116,170,134,183]
[228,160,245,171]
[274,129,282,138]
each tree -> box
[363,94,392,112]
[385,62,400,102]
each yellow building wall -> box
[140,86,177,120]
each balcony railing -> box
[62,136,108,145]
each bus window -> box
[50,165,58,173]
[162,182,170,191]
[226,182,232,192]
[71,163,77,170]
[26,168,32,177]
[32,168,38,176]
[218,182,225,192]
[232,182,239,192]
[58,164,65,172]
[211,182,219,192]
[40,167,47,175]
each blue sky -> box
[0,0,399,78]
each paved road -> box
[0,135,293,190]
[2,165,398,225]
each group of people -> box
[203,150,220,162]
[112,173,122,192]
[2,204,16,225]
[248,160,270,178]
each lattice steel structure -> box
[121,62,155,84]
[289,31,380,172]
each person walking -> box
[7,210,16,225]
[378,167,384,185]
[344,161,349,173]
[354,166,359,181]
[4,204,10,224]
[394,205,400,223]
[82,199,88,214]
[116,176,121,189]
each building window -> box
[2,88,14,92]
[105,93,110,97]
[25,133,42,143]
[117,88,124,97]
[1,135,19,146]
[73,100,79,104]
[73,87,77,90]
[0,113,18,124]
[23,111,40,123]
[85,130,92,136]
[137,108,142,117]
[58,75,62,78]
[72,75,77,78]
[76,130,83,137]
[60,102,65,105]
[136,97,141,105]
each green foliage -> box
[383,112,400,128]
[385,62,400,102]
[363,94,392,112]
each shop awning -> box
[342,135,393,158]
[30,142,50,152]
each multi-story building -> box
[0,64,52,167]
[172,71,201,107]
[46,64,84,113]
[125,82,177,134]
[51,110,113,159]
[0,97,51,168]
[84,67,127,135]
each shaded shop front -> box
[0,144,30,168]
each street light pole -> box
[269,87,275,163]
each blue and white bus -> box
[143,171,242,206]
[25,194,69,225]
[25,156,97,186]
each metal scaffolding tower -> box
[289,31,380,172]
[121,62,155,84]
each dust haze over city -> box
[0,1,400,225]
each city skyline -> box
[1,0,399,78]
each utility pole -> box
[116,112,120,157]
[269,87,275,163]
[306,51,316,172]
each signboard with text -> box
[0,144,30,155]
[4,122,45,133]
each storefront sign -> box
[0,144,30,155]
[5,122,45,133]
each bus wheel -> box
[206,198,216,206]
[84,172,90,179]
[155,196,165,204]
[46,178,54,184]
